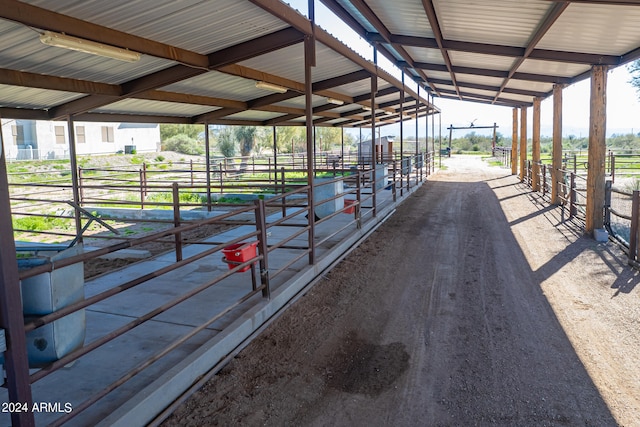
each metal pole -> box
[67,116,83,244]
[304,34,316,264]
[205,123,212,212]
[0,115,35,426]
[371,70,377,218]
[273,126,278,183]
[400,76,404,196]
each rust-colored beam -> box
[421,0,461,98]
[48,65,206,119]
[208,27,305,69]
[511,107,519,175]
[493,2,570,103]
[0,114,35,426]
[0,68,121,96]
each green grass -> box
[13,215,71,232]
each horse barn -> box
[1,0,640,425]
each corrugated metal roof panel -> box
[448,51,517,71]
[0,20,173,84]
[426,70,456,82]
[434,0,551,47]
[226,110,284,121]
[517,59,590,78]
[404,46,445,65]
[25,0,290,55]
[505,80,552,94]
[162,72,261,103]
[0,84,83,109]
[537,3,640,55]
[92,99,214,117]
[367,0,434,38]
[239,42,363,85]
[455,74,506,88]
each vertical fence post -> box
[281,167,286,218]
[139,168,145,210]
[356,170,362,229]
[172,183,182,262]
[610,152,615,184]
[570,173,576,219]
[78,167,84,206]
[254,199,270,299]
[142,162,148,198]
[630,190,640,263]
[219,162,224,194]
[542,164,547,196]
[604,181,612,234]
[392,160,397,202]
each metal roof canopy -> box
[0,0,439,129]
[321,0,640,107]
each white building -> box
[1,119,160,160]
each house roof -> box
[0,0,437,128]
[321,0,640,108]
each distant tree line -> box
[159,124,357,157]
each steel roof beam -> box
[319,0,437,92]
[420,0,461,98]
[379,34,620,66]
[208,27,305,69]
[429,78,548,98]
[0,68,121,96]
[492,1,570,103]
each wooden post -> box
[551,84,564,205]
[586,65,608,235]
[630,191,640,263]
[532,98,541,191]
[519,107,528,182]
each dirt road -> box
[163,155,639,426]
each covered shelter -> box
[1,0,640,425]
[323,0,640,233]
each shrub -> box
[164,134,205,155]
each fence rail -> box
[5,151,435,425]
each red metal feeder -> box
[222,241,259,272]
[343,199,356,214]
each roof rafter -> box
[420,0,460,99]
[492,1,570,103]
[319,0,437,92]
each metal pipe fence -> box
[4,150,433,425]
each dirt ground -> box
[161,155,640,426]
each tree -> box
[217,128,236,158]
[234,126,257,157]
[160,124,202,142]
[629,60,640,98]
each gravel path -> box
[162,155,639,426]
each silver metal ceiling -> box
[0,0,436,128]
[322,0,640,107]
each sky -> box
[285,0,640,140]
